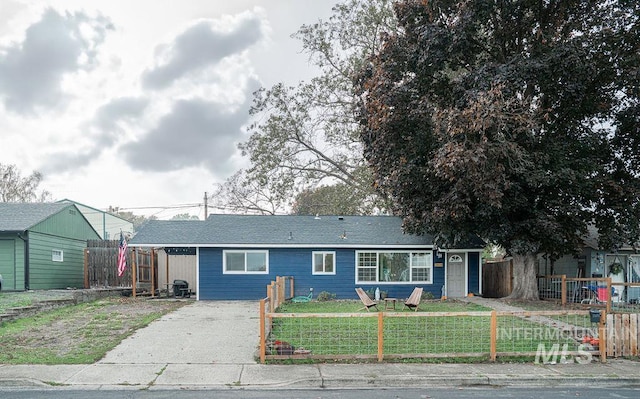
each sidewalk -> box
[0,299,638,390]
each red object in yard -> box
[597,287,608,301]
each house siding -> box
[30,206,100,241]
[64,202,133,240]
[27,231,87,289]
[198,247,456,300]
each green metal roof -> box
[130,214,485,249]
[0,203,72,232]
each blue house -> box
[129,214,484,300]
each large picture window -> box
[356,251,432,284]
[313,251,336,275]
[223,250,269,274]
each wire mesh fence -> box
[538,275,640,313]
[261,309,604,363]
[496,312,597,356]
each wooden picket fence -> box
[606,313,639,357]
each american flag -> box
[117,232,128,277]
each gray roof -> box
[0,202,72,232]
[131,214,439,247]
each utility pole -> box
[204,192,208,220]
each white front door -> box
[446,252,467,297]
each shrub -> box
[422,291,435,300]
[316,291,336,301]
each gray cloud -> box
[91,97,150,146]
[0,8,113,114]
[42,96,149,174]
[121,94,254,174]
[141,14,265,90]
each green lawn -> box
[276,299,490,313]
[268,300,588,361]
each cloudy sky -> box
[0,0,335,218]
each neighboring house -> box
[0,203,100,291]
[538,226,640,303]
[57,199,133,239]
[129,214,485,300]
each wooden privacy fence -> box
[85,240,157,296]
[607,313,639,357]
[482,260,513,298]
[85,239,132,288]
[265,276,294,311]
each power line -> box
[115,203,202,211]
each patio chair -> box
[291,288,313,303]
[356,288,379,311]
[403,287,423,311]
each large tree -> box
[0,163,52,202]
[358,0,640,299]
[212,0,397,215]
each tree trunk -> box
[507,253,539,300]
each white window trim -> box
[312,251,336,275]
[355,250,433,284]
[223,250,269,274]
[52,249,64,262]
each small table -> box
[384,297,397,310]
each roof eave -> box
[129,243,436,249]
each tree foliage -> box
[0,163,52,202]
[170,213,200,221]
[212,0,397,215]
[358,0,640,298]
[112,210,157,232]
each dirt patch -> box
[0,295,189,364]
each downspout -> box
[17,231,29,291]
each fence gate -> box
[606,313,639,357]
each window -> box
[223,250,268,274]
[356,251,432,284]
[313,251,336,275]
[52,249,64,262]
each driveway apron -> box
[99,301,259,365]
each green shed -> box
[0,203,100,291]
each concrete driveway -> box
[99,300,259,365]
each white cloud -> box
[0,8,113,114]
[141,10,266,91]
[121,90,256,174]
[42,96,149,173]
[0,0,335,218]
